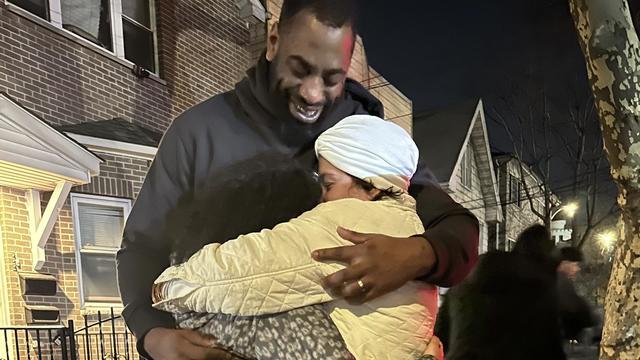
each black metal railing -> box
[1,324,69,360]
[1,308,137,360]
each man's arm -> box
[117,120,194,356]
[313,168,478,301]
[411,181,479,287]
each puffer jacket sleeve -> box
[152,201,354,316]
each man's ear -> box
[266,22,280,61]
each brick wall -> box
[73,153,152,199]
[0,152,149,311]
[0,0,253,133]
[156,0,253,116]
[0,186,31,325]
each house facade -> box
[491,154,560,250]
[0,0,412,358]
[412,99,502,255]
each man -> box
[556,247,596,342]
[435,225,566,360]
[117,1,479,359]
[557,246,582,281]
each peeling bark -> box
[569,0,640,359]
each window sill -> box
[80,303,124,316]
[5,3,166,86]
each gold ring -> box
[357,279,366,292]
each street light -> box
[597,230,616,255]
[551,202,579,220]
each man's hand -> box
[144,328,236,360]
[312,227,436,303]
[424,335,444,360]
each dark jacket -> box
[435,251,567,360]
[557,273,596,340]
[117,56,479,357]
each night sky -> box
[355,0,633,217]
[357,0,585,112]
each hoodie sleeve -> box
[116,119,194,357]
[410,164,479,288]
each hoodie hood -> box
[234,53,384,152]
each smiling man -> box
[268,5,354,124]
[117,1,479,359]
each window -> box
[8,0,157,73]
[122,0,155,72]
[509,174,521,207]
[460,147,472,188]
[71,194,131,306]
[61,0,113,51]
[8,0,49,20]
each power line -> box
[461,176,616,213]
[447,167,614,212]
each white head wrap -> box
[314,115,419,193]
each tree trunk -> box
[568,0,640,359]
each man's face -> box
[558,260,581,280]
[266,11,354,124]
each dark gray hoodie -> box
[117,56,479,357]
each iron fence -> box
[1,308,137,360]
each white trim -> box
[149,0,160,73]
[79,246,119,255]
[25,189,42,238]
[64,133,158,160]
[48,0,63,28]
[71,193,131,309]
[80,303,124,314]
[0,94,102,185]
[112,0,126,58]
[475,100,502,222]
[31,180,73,270]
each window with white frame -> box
[460,147,472,188]
[7,0,49,20]
[7,0,158,73]
[71,193,131,305]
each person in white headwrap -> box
[151,115,441,360]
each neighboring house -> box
[491,154,561,250]
[412,99,502,254]
[0,0,413,358]
[551,219,573,244]
[0,0,257,345]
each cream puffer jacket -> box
[153,196,438,360]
